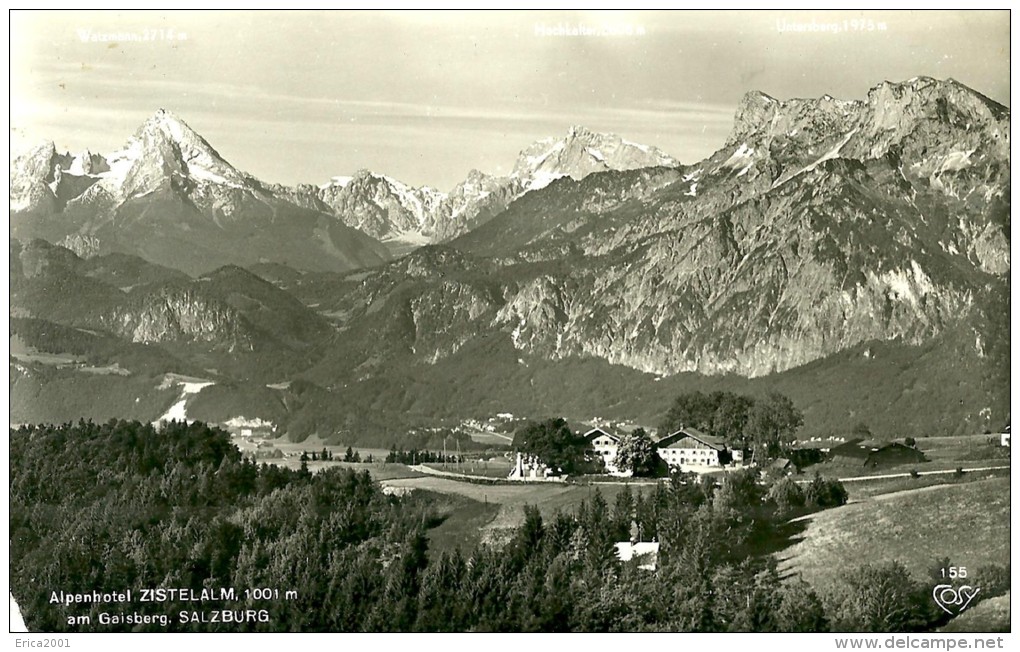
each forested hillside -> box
[10,420,1006,632]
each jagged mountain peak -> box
[313,166,448,245]
[565,124,596,138]
[113,109,250,193]
[10,109,392,275]
[511,125,679,191]
[305,125,681,246]
[11,141,57,177]
[142,107,193,131]
[131,108,224,162]
[865,76,1009,125]
[343,168,438,195]
[728,77,1009,151]
[462,169,489,183]
[10,141,66,213]
[727,87,861,147]
[350,168,380,181]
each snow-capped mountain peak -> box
[511,125,680,190]
[308,127,681,245]
[314,167,448,245]
[11,109,683,255]
[113,109,251,193]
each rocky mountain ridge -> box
[295,123,680,248]
[10,111,392,275]
[303,77,1009,382]
[9,77,1011,438]
[11,113,680,258]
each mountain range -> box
[9,76,1010,443]
[11,115,679,266]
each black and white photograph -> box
[7,6,1013,643]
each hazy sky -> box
[10,10,1010,190]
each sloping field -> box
[778,477,1010,592]
[379,476,649,532]
[843,468,1010,500]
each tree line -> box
[509,390,805,478]
[385,445,464,465]
[659,390,804,461]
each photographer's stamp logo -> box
[932,567,980,615]
[932,584,981,615]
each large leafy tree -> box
[614,427,661,477]
[712,392,757,444]
[659,391,718,434]
[511,418,591,474]
[659,391,757,444]
[747,391,804,461]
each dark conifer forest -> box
[9,420,1006,632]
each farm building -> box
[766,457,795,476]
[614,541,659,571]
[1001,425,1010,447]
[222,415,276,439]
[655,428,731,471]
[828,439,927,468]
[582,427,623,474]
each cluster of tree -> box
[301,448,335,462]
[613,428,665,477]
[10,419,1003,633]
[379,469,858,632]
[10,419,443,632]
[299,447,375,464]
[385,445,462,465]
[765,474,848,518]
[659,390,803,460]
[510,418,600,475]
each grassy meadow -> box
[777,477,1009,592]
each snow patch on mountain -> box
[722,143,756,176]
[511,125,679,192]
[382,229,433,247]
[154,375,214,426]
[188,164,244,188]
[97,139,142,187]
[526,170,567,191]
[798,129,857,174]
[224,415,276,429]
